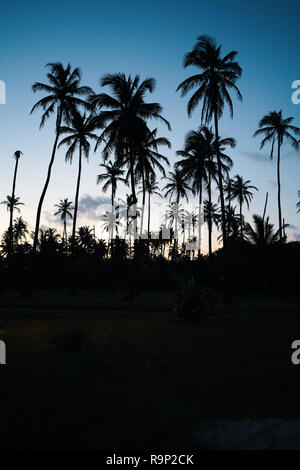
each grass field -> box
[0,290,300,449]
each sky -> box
[0,0,300,251]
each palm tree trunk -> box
[140,171,146,237]
[208,167,212,257]
[214,110,230,299]
[147,191,151,239]
[277,136,283,242]
[9,157,20,261]
[198,181,202,258]
[72,144,82,249]
[63,219,67,243]
[110,191,114,257]
[240,200,243,237]
[214,110,227,249]
[33,109,62,252]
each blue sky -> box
[1,0,300,249]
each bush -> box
[171,276,217,323]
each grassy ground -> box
[0,289,300,449]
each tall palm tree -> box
[145,174,161,239]
[231,174,258,236]
[297,190,300,214]
[8,150,23,260]
[54,198,73,243]
[254,111,300,241]
[59,111,98,247]
[163,169,190,249]
[90,73,170,207]
[177,35,242,253]
[134,128,170,235]
[31,62,92,252]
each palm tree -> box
[163,169,190,250]
[7,150,23,260]
[97,160,126,208]
[59,110,98,247]
[297,190,300,214]
[134,128,170,236]
[13,217,29,246]
[244,214,282,248]
[90,73,170,207]
[177,35,242,252]
[254,110,300,241]
[31,62,92,252]
[54,198,73,243]
[231,175,258,236]
[145,174,161,239]
[1,196,24,213]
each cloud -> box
[293,233,300,240]
[240,151,272,163]
[78,194,111,221]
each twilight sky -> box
[1,0,300,251]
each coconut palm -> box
[54,198,73,243]
[230,175,258,236]
[7,150,23,260]
[13,217,29,246]
[31,62,92,252]
[58,110,98,247]
[1,196,24,213]
[254,110,300,241]
[163,170,190,250]
[297,190,300,214]
[244,214,282,248]
[144,174,161,239]
[90,73,170,206]
[177,35,242,252]
[97,160,126,208]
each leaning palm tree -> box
[254,110,300,241]
[297,190,300,214]
[177,35,242,253]
[7,150,23,261]
[58,110,98,248]
[31,62,92,252]
[231,175,258,236]
[90,73,170,206]
[54,198,73,243]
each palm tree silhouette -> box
[254,110,300,241]
[8,150,23,261]
[163,169,190,251]
[1,195,24,213]
[231,174,258,236]
[97,160,126,208]
[145,174,161,239]
[297,190,300,214]
[134,128,170,235]
[90,73,170,207]
[59,110,98,248]
[13,217,29,247]
[177,35,242,255]
[244,214,283,248]
[31,62,92,252]
[54,198,73,243]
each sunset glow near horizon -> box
[1,0,300,253]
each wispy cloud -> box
[240,151,272,163]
